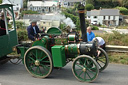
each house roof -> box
[90,10,100,16]
[100,9,119,16]
[23,14,65,21]
[87,9,120,16]
[28,1,58,7]
[55,0,83,2]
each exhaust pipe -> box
[78,3,87,42]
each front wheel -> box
[24,46,53,78]
[72,55,99,82]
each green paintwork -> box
[68,35,75,41]
[18,46,28,63]
[51,45,66,67]
[65,44,79,54]
[54,38,68,45]
[0,4,18,58]
[32,36,50,48]
[47,27,62,35]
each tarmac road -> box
[0,62,128,85]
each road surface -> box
[0,62,128,85]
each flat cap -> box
[31,20,37,24]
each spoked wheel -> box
[95,47,109,72]
[24,46,53,78]
[72,55,99,82]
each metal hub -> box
[82,68,86,72]
[35,60,40,66]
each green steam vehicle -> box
[0,4,108,82]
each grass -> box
[95,31,128,46]
[108,52,128,65]
[117,25,128,29]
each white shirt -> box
[96,37,105,46]
[33,26,37,34]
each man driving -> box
[27,20,42,41]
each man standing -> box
[27,20,41,41]
[87,26,95,42]
[0,13,6,36]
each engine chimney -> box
[78,3,87,42]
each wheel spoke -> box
[36,49,38,59]
[42,61,50,63]
[97,59,105,64]
[79,59,84,65]
[29,56,35,62]
[76,63,83,69]
[97,61,102,68]
[75,69,82,71]
[39,56,47,62]
[87,68,96,75]
[98,56,105,60]
[36,66,39,74]
[86,72,92,80]
[78,71,83,77]
[84,72,87,80]
[40,64,50,70]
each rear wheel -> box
[24,46,53,78]
[72,55,99,82]
[95,47,109,72]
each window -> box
[104,16,105,19]
[113,16,115,20]
[94,16,97,18]
[109,16,110,19]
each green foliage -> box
[122,0,128,8]
[94,0,121,9]
[116,7,128,15]
[91,26,99,30]
[85,4,94,11]
[86,0,95,5]
[0,0,2,4]
[11,21,25,29]
[17,29,28,41]
[21,10,39,17]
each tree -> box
[122,0,128,8]
[86,0,95,5]
[85,4,94,11]
[0,0,2,4]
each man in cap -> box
[27,20,42,41]
[0,13,6,36]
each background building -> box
[2,0,23,19]
[87,9,120,26]
[27,0,58,13]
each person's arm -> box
[27,27,35,41]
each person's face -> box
[31,22,37,27]
[87,28,91,33]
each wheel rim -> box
[24,46,53,78]
[95,47,109,72]
[72,55,99,82]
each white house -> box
[27,0,58,13]
[58,0,84,8]
[86,9,120,26]
[2,0,23,19]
